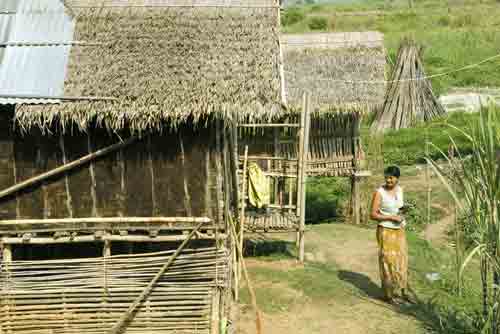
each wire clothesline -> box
[285,52,500,85]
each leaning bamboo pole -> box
[107,221,206,334]
[0,137,137,201]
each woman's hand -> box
[390,215,404,223]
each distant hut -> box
[282,31,386,176]
[0,0,283,333]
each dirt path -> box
[423,203,454,246]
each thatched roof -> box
[14,2,282,133]
[282,32,386,113]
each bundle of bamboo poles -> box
[0,247,228,334]
[371,39,445,133]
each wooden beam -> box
[0,137,137,201]
[1,233,227,244]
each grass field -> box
[282,0,500,96]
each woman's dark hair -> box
[384,165,400,178]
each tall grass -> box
[429,105,500,334]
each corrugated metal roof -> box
[0,0,74,105]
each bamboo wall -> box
[0,112,236,223]
[239,112,361,177]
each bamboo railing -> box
[0,247,229,334]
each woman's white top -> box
[377,185,404,229]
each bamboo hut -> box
[0,0,284,333]
[281,31,386,176]
[279,32,386,224]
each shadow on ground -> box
[337,269,476,333]
[338,270,385,300]
[243,238,296,258]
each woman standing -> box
[370,165,410,304]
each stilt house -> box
[0,0,284,333]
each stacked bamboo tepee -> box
[371,39,445,133]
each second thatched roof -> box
[13,3,282,133]
[282,32,386,114]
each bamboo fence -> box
[0,247,229,334]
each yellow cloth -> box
[247,162,270,208]
[376,226,408,300]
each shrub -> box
[306,177,349,223]
[281,8,305,26]
[307,16,328,30]
[437,15,451,26]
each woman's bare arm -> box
[370,191,402,223]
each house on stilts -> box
[279,31,387,224]
[235,32,386,261]
[0,0,290,333]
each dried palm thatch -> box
[371,39,445,133]
[15,5,282,133]
[282,32,386,115]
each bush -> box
[306,177,349,223]
[281,8,305,26]
[307,16,328,30]
[437,14,451,26]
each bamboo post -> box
[296,93,307,248]
[106,221,206,334]
[425,129,431,226]
[2,244,12,334]
[351,116,361,225]
[298,93,311,262]
[0,137,137,202]
[237,145,249,300]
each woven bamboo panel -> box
[0,247,229,334]
[244,211,298,232]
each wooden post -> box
[298,93,311,262]
[351,176,360,225]
[2,243,12,334]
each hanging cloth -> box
[247,162,270,209]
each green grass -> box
[282,0,500,96]
[241,223,483,333]
[363,112,498,166]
